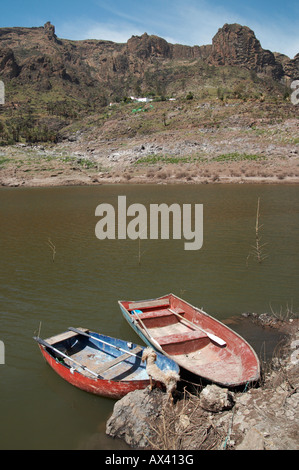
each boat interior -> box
[128,298,212,355]
[43,329,148,381]
[122,296,260,386]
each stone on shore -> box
[235,428,265,450]
[199,384,235,412]
[106,321,299,450]
[106,387,167,449]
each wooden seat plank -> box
[45,328,89,345]
[157,330,207,346]
[133,306,185,322]
[136,308,173,321]
[172,307,185,315]
[129,299,170,310]
[96,346,143,376]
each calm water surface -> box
[0,184,298,449]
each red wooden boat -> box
[34,326,180,399]
[119,294,260,388]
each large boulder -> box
[199,384,235,412]
[106,388,167,449]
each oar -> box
[33,336,100,378]
[169,309,226,347]
[68,327,141,359]
[131,310,163,352]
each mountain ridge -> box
[0,21,298,146]
[1,21,298,91]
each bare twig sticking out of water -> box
[46,238,56,262]
[254,198,267,263]
[247,197,268,265]
[269,301,297,322]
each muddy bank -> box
[1,153,299,188]
[0,115,298,188]
[106,318,299,450]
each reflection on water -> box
[0,184,298,449]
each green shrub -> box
[215,153,265,162]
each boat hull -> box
[39,345,150,399]
[119,294,260,388]
[36,328,180,400]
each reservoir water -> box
[0,184,298,449]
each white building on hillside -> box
[130,96,152,103]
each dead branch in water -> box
[46,238,56,262]
[247,197,268,265]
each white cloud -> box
[57,0,299,58]
[58,19,143,43]
[164,0,298,57]
[153,0,244,46]
[84,23,143,43]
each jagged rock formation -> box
[0,48,20,78]
[0,22,297,101]
[43,21,59,42]
[0,22,299,116]
[210,23,284,79]
[274,52,299,81]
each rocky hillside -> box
[0,22,298,145]
[1,21,298,100]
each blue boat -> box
[34,326,180,399]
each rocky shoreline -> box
[1,144,298,188]
[0,112,298,188]
[106,317,299,450]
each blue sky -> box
[0,0,298,58]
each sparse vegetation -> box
[135,154,203,165]
[269,303,297,322]
[147,389,225,450]
[215,153,266,162]
[0,75,298,187]
[140,316,299,451]
[0,156,10,167]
